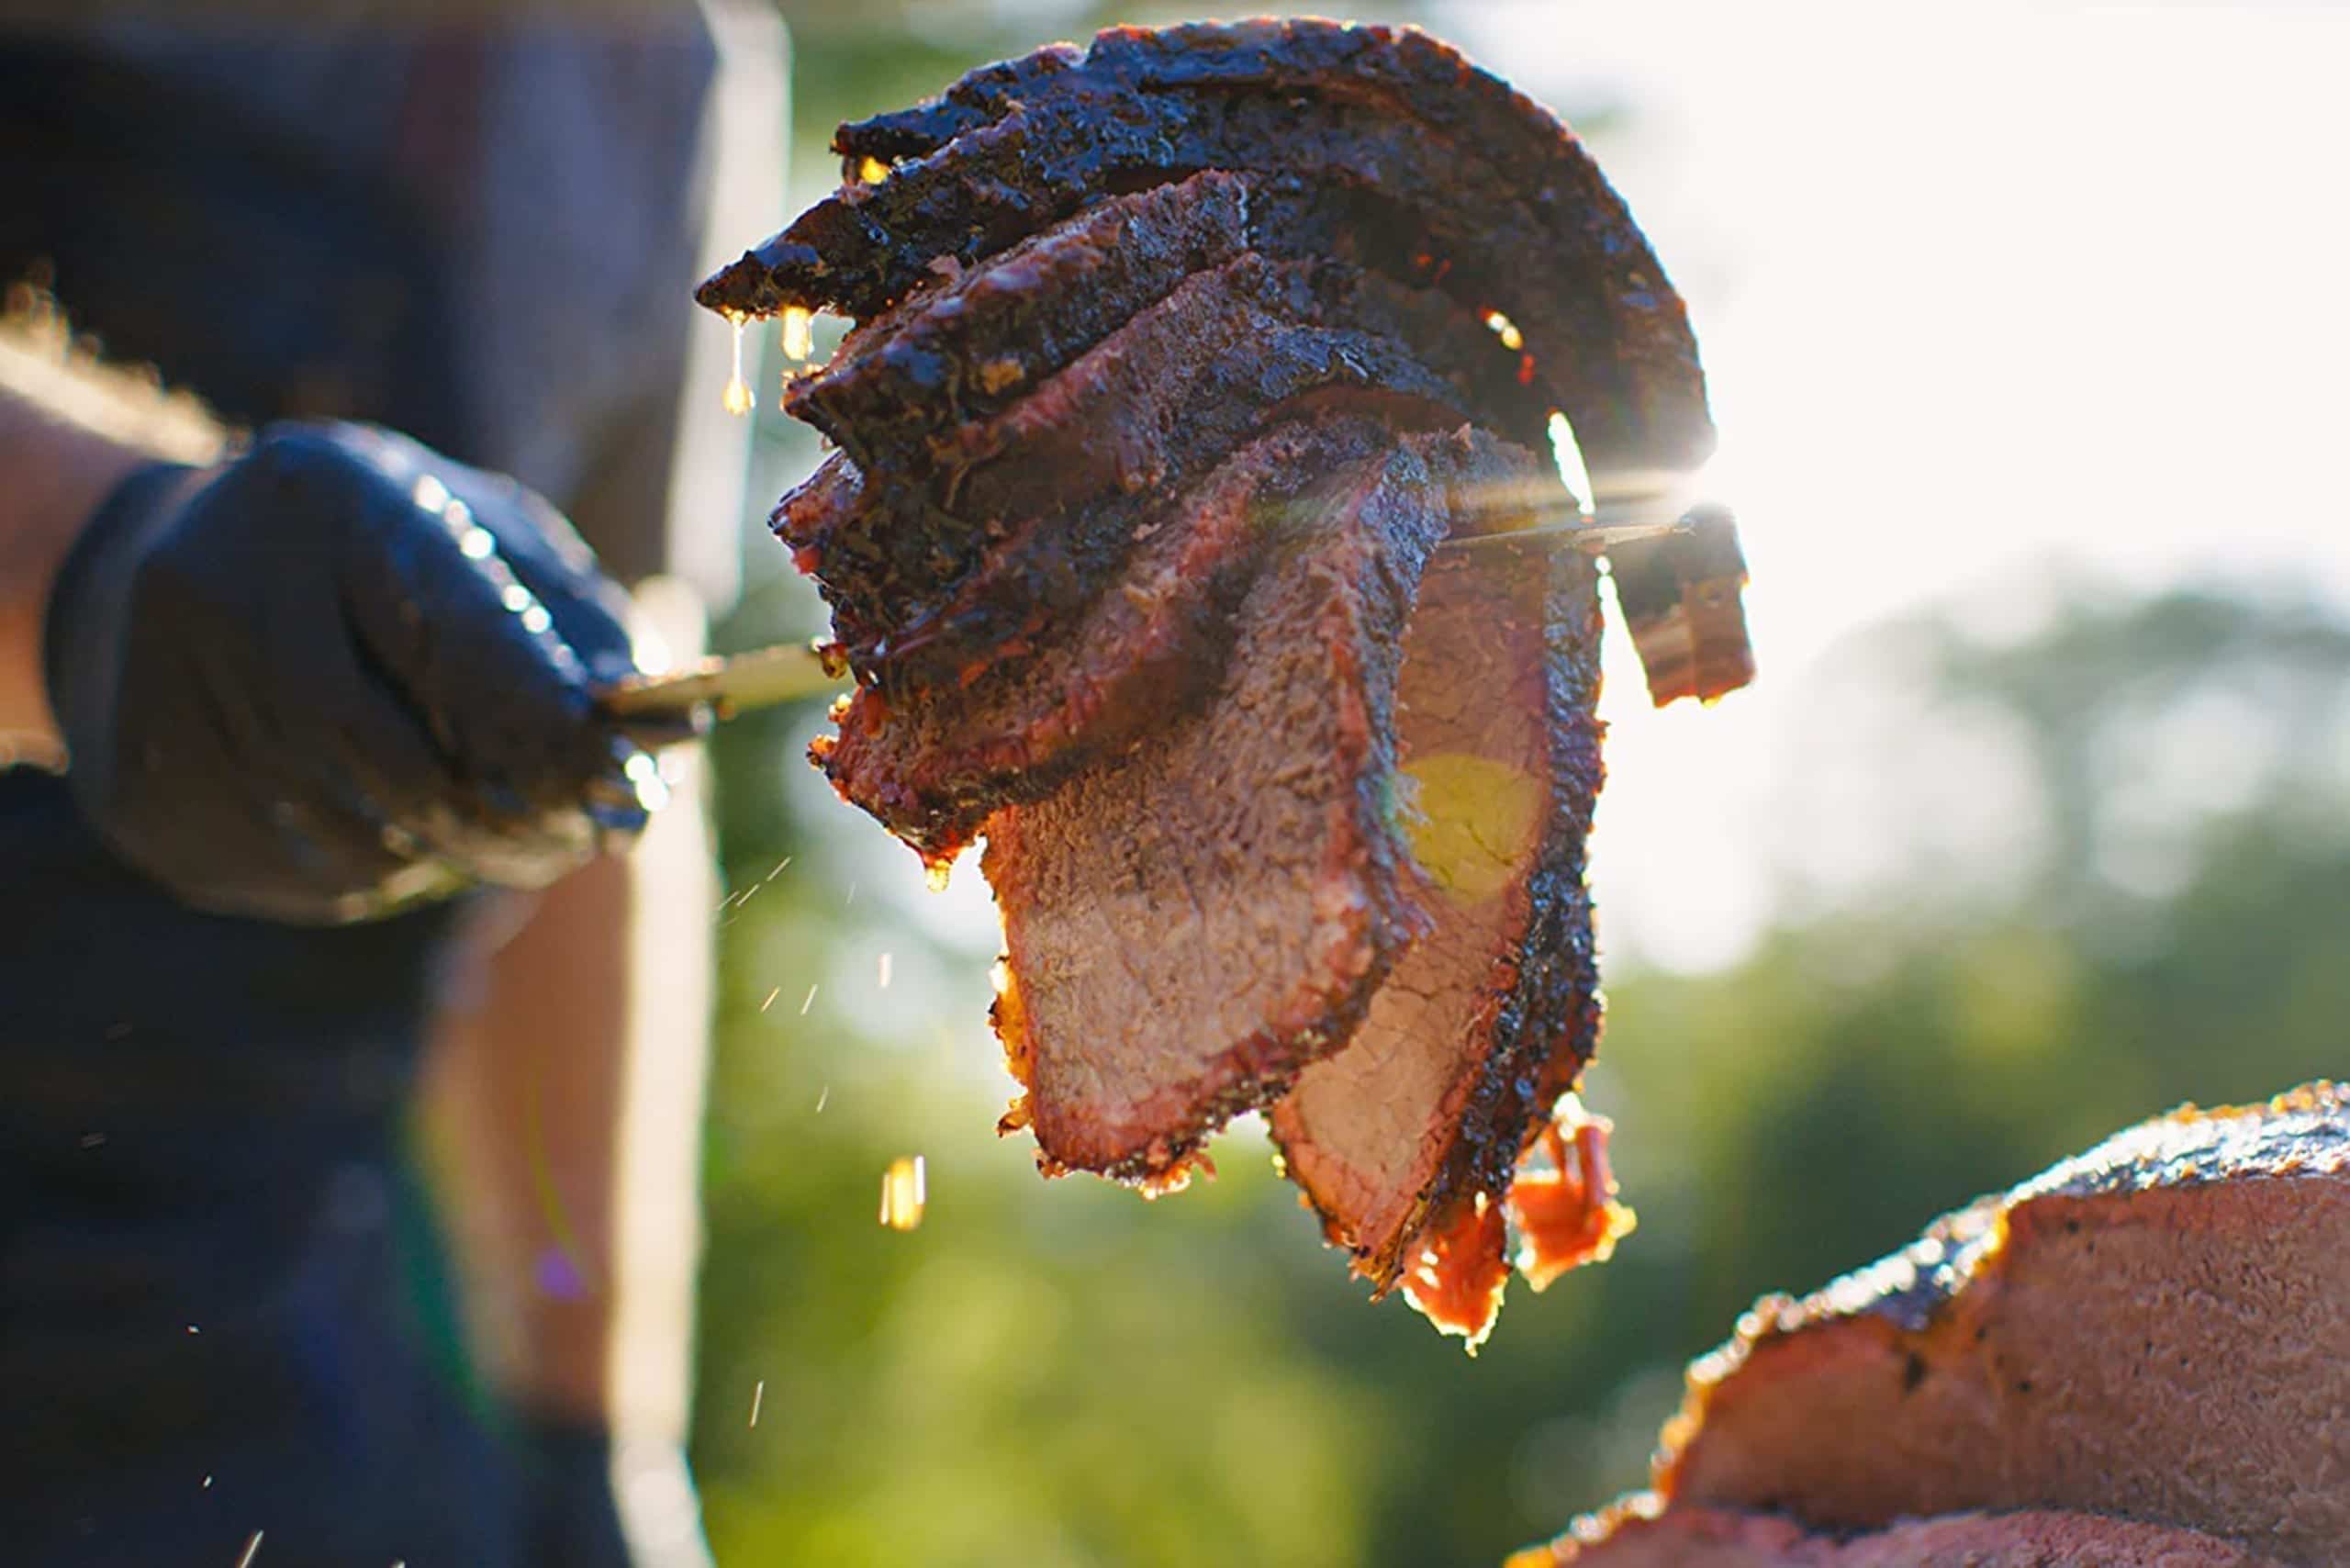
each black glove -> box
[43,421,668,924]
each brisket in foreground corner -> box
[1528,1086,2350,1566]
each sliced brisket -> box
[817,413,1403,864]
[980,437,1463,1180]
[779,252,1544,691]
[709,19,1748,1345]
[1269,432,1607,1332]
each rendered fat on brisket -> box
[702,17,1751,706]
[1531,1085,2350,1566]
[981,435,1471,1180]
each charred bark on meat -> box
[699,19,1712,496]
[709,18,1748,1343]
[779,241,1549,693]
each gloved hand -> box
[42,421,669,924]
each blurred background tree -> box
[682,5,2350,1565]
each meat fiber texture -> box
[1523,1084,2350,1566]
[709,19,1746,1344]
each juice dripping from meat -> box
[1509,1098,1637,1290]
[1400,1098,1636,1350]
[1402,1195,1512,1354]
[722,316,753,416]
[780,306,814,362]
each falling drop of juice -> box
[878,1156,927,1230]
[722,316,753,416]
[780,306,814,363]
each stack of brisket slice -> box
[1523,1084,2350,1566]
[699,19,1753,1344]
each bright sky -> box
[1439,0,2350,968]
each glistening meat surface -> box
[778,247,1546,691]
[706,17,1749,1343]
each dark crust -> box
[1269,527,1607,1293]
[698,17,1714,490]
[815,413,1405,862]
[1609,504,1755,705]
[782,173,1256,475]
[777,255,1539,690]
[981,443,1452,1181]
[1701,1081,2350,1349]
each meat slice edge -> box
[1269,431,1606,1323]
[798,255,1536,690]
[980,439,1459,1182]
[785,173,1255,475]
[817,413,1404,864]
[1607,505,1755,706]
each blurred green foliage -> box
[685,9,2349,1566]
[690,566,2350,1568]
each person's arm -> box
[7,295,706,1560]
[423,673,717,1567]
[9,321,664,924]
[0,297,222,757]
